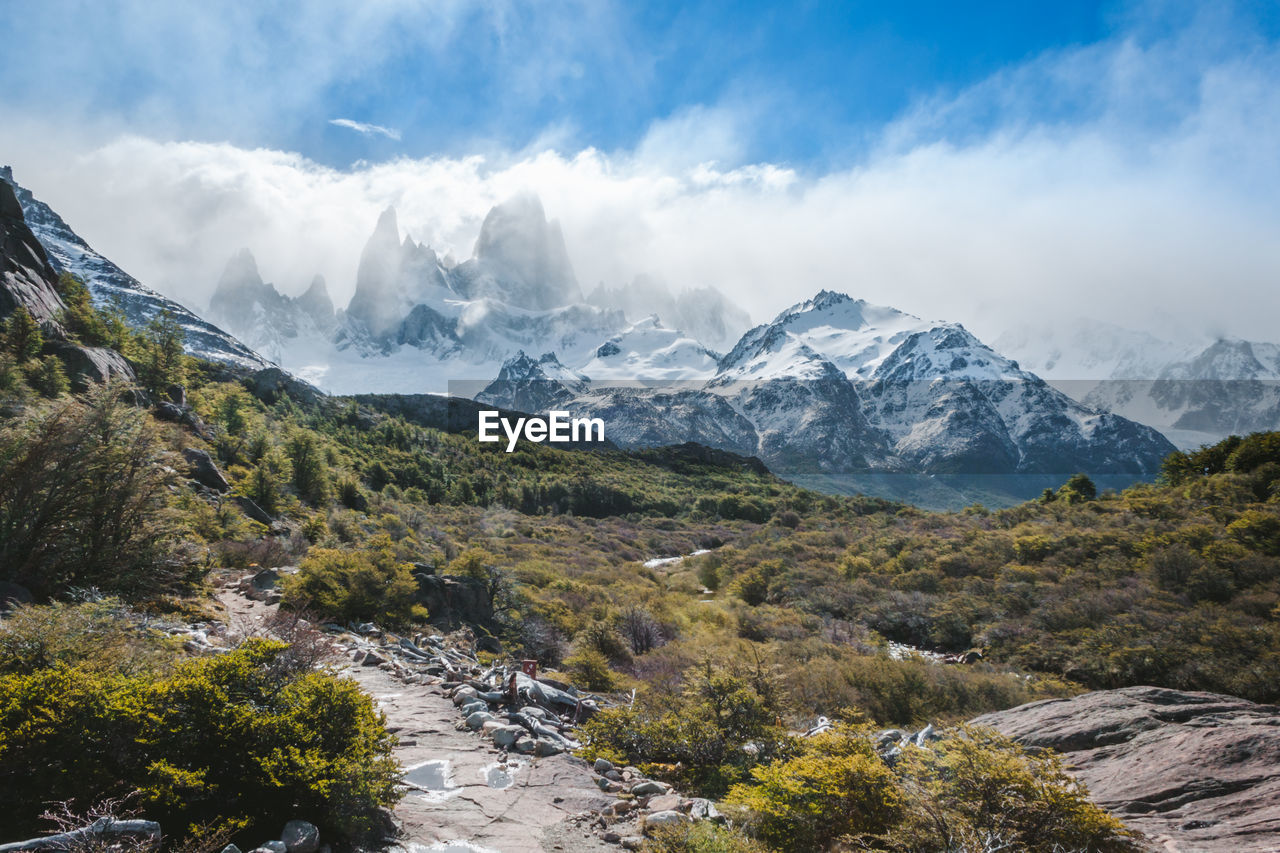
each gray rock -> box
[534,739,565,757]
[220,845,242,853]
[685,798,722,821]
[43,341,135,390]
[251,843,287,853]
[231,494,274,524]
[0,581,33,612]
[974,686,1280,853]
[466,711,496,730]
[630,780,666,796]
[183,447,230,492]
[490,724,526,748]
[513,735,537,754]
[643,810,689,832]
[593,757,615,775]
[280,820,319,853]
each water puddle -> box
[389,843,501,853]
[404,759,459,802]
[480,760,523,789]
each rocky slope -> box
[0,178,134,388]
[974,686,1280,852]
[1,167,270,371]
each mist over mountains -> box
[12,163,1277,505]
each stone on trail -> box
[280,820,319,853]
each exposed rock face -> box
[183,447,231,492]
[0,178,66,329]
[973,686,1280,852]
[42,340,136,389]
[456,192,581,311]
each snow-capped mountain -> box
[586,275,751,351]
[997,319,1280,448]
[1,167,270,370]
[207,249,336,364]
[205,192,759,393]
[577,316,720,381]
[477,291,1176,501]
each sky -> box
[1,0,1279,345]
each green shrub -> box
[564,646,615,691]
[726,727,904,850]
[282,538,426,627]
[723,725,1140,853]
[0,638,400,844]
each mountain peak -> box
[219,248,263,289]
[459,192,581,310]
[374,206,399,239]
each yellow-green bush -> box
[722,725,1139,853]
[726,727,903,850]
[0,638,399,843]
[282,537,426,627]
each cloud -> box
[329,119,402,141]
[1,10,1278,348]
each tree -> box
[3,306,43,362]
[138,310,186,392]
[0,382,184,598]
[53,271,109,346]
[287,430,330,504]
[248,448,290,516]
[26,355,69,397]
[1058,472,1097,503]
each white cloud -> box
[1,17,1278,347]
[329,119,402,141]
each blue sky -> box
[5,0,1268,169]
[1,1,1279,341]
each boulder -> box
[643,811,689,832]
[414,573,494,630]
[183,447,230,492]
[973,686,1280,852]
[593,758,615,775]
[251,843,286,853]
[231,495,274,525]
[645,794,681,812]
[534,739,565,757]
[280,820,319,853]
[42,341,136,390]
[0,581,33,612]
[630,780,666,796]
[490,724,526,748]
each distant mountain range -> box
[3,165,1229,506]
[476,291,1177,505]
[997,320,1280,449]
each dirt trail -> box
[218,591,614,853]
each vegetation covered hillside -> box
[2,282,1279,851]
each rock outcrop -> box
[0,178,66,330]
[973,686,1280,852]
